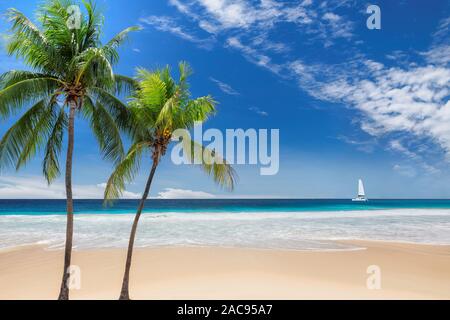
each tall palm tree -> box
[0,0,139,300]
[104,62,236,300]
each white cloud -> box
[287,48,450,165]
[163,1,448,171]
[388,140,419,160]
[139,15,214,48]
[196,0,255,30]
[251,33,290,53]
[393,164,417,178]
[322,12,340,22]
[167,0,354,53]
[135,0,356,91]
[226,37,281,73]
[156,188,216,199]
[209,77,240,95]
[423,45,450,66]
[174,0,322,33]
[388,140,440,175]
[249,106,268,116]
[169,0,193,16]
[0,176,141,199]
[320,12,353,41]
[336,135,377,153]
[321,65,450,154]
[432,16,450,45]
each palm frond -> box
[181,137,236,191]
[114,74,139,96]
[1,0,141,190]
[15,102,59,170]
[182,95,216,127]
[6,8,47,45]
[0,99,53,170]
[6,7,64,74]
[177,61,192,103]
[43,107,67,184]
[88,87,132,131]
[104,142,149,203]
[0,77,62,117]
[75,47,114,88]
[104,62,236,203]
[7,37,61,75]
[103,26,141,64]
[154,96,178,129]
[85,97,125,164]
[0,70,56,89]
[178,61,193,85]
[80,0,102,50]
[137,69,168,108]
[39,0,79,54]
[158,66,176,98]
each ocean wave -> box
[4,208,449,220]
[0,208,449,250]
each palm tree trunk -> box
[58,103,76,300]
[119,160,158,300]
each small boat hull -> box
[352,198,368,202]
[352,179,368,202]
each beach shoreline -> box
[2,206,450,251]
[0,240,449,300]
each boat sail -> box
[352,179,368,202]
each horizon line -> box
[1,198,450,201]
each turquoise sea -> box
[1,199,450,250]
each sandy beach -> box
[0,241,449,300]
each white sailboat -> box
[352,179,368,202]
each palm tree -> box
[104,62,236,300]
[0,0,139,300]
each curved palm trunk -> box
[58,103,76,300]
[119,160,158,300]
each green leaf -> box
[85,96,125,164]
[43,107,67,184]
[106,62,236,200]
[181,137,236,191]
[88,87,132,132]
[104,141,148,203]
[103,26,141,64]
[0,98,54,171]
[114,74,139,96]
[0,77,61,117]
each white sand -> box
[0,240,449,300]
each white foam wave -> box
[0,209,449,250]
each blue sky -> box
[0,0,449,199]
